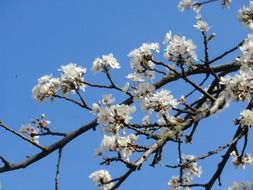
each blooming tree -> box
[1,0,253,190]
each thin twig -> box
[55,148,63,190]
[0,122,45,150]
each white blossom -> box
[163,31,197,65]
[102,94,115,106]
[92,101,136,133]
[142,89,178,114]
[181,154,202,178]
[177,0,201,13]
[96,134,138,161]
[32,75,60,102]
[193,15,209,32]
[89,170,114,190]
[227,181,253,190]
[240,109,253,126]
[237,34,253,65]
[92,53,120,72]
[231,151,253,169]
[127,42,159,81]
[126,73,145,82]
[131,82,155,99]
[20,124,40,144]
[58,63,87,93]
[20,114,51,144]
[168,176,181,190]
[238,1,253,29]
[220,68,253,101]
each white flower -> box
[237,34,253,65]
[93,101,136,133]
[181,154,202,178]
[128,42,159,81]
[102,94,115,106]
[20,114,51,144]
[163,31,197,65]
[219,68,253,101]
[177,0,193,12]
[142,89,178,114]
[227,181,253,190]
[231,151,253,169]
[32,75,60,102]
[177,0,201,12]
[193,15,209,32]
[92,53,120,72]
[89,170,114,190]
[131,82,155,99]
[152,89,178,108]
[59,63,87,93]
[20,124,39,144]
[126,73,145,82]
[238,1,253,29]
[168,176,181,190]
[97,134,137,161]
[97,135,116,154]
[240,109,253,126]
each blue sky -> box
[0,0,253,189]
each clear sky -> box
[0,0,253,189]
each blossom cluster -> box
[163,31,197,66]
[231,151,253,169]
[227,181,253,190]
[177,0,231,12]
[32,63,86,102]
[177,0,201,12]
[92,94,136,133]
[220,68,253,101]
[237,34,253,65]
[89,170,114,190]
[193,15,209,33]
[97,134,138,161]
[127,43,159,82]
[238,1,253,29]
[20,114,51,144]
[240,109,253,126]
[168,155,202,190]
[92,53,120,72]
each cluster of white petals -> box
[92,95,136,133]
[92,53,120,72]
[59,63,86,93]
[240,109,253,126]
[20,124,40,144]
[220,68,253,101]
[177,0,201,12]
[20,114,51,144]
[163,31,197,65]
[231,151,253,169]
[89,170,114,190]
[237,34,253,65]
[32,63,87,102]
[227,181,253,190]
[238,1,253,29]
[97,134,138,161]
[32,75,60,102]
[168,155,202,190]
[131,82,155,99]
[141,89,178,114]
[127,43,159,81]
[193,15,209,32]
